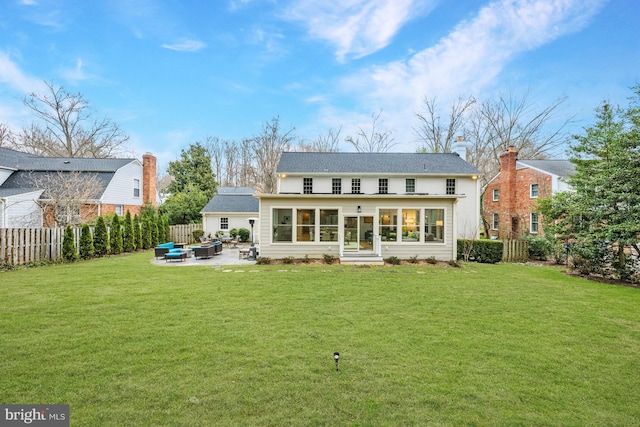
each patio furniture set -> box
[155,240,223,262]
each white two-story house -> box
[255,152,481,262]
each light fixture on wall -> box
[436,220,444,227]
[357,206,362,213]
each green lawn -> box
[1,252,639,426]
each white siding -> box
[101,160,143,205]
[202,213,259,240]
[0,169,13,186]
[257,195,459,260]
[1,190,44,227]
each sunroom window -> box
[424,209,444,242]
[273,208,292,242]
[379,209,398,241]
[402,209,420,242]
[296,209,315,242]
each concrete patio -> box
[151,244,257,266]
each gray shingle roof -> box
[276,152,480,175]
[1,171,113,199]
[0,147,134,171]
[201,188,259,213]
[517,160,575,178]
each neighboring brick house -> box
[0,147,158,227]
[483,147,574,239]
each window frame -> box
[351,178,361,194]
[405,178,415,193]
[492,188,499,201]
[492,213,499,230]
[220,217,229,230]
[446,178,456,195]
[424,208,445,243]
[530,183,539,198]
[378,178,389,194]
[530,212,539,234]
[303,178,313,194]
[332,178,342,195]
[133,179,140,198]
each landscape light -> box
[334,352,340,371]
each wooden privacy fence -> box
[1,224,202,266]
[503,239,529,263]
[169,223,201,245]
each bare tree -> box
[203,136,225,185]
[414,96,476,153]
[468,90,572,190]
[345,110,397,152]
[0,123,15,147]
[251,116,296,193]
[223,141,240,187]
[19,81,129,158]
[302,127,342,152]
[31,171,104,227]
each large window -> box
[351,178,361,194]
[303,178,313,194]
[402,209,421,242]
[296,209,315,241]
[424,209,444,242]
[332,178,342,194]
[406,178,415,193]
[530,183,539,198]
[379,178,389,194]
[446,179,456,195]
[530,213,539,233]
[379,209,398,241]
[220,217,229,230]
[272,208,292,242]
[319,209,338,242]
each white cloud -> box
[285,0,435,62]
[0,51,45,94]
[332,0,607,148]
[161,38,207,52]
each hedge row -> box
[457,239,504,264]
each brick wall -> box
[483,148,551,239]
[142,153,157,207]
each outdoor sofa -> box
[193,241,223,259]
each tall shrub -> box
[93,216,109,256]
[133,214,143,250]
[109,215,123,255]
[151,215,159,247]
[62,225,78,261]
[142,216,152,249]
[79,224,94,260]
[123,211,135,252]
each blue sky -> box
[0,0,638,169]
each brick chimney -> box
[142,153,157,207]
[499,146,518,238]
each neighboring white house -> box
[255,152,481,262]
[201,187,259,240]
[0,147,158,227]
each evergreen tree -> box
[109,215,123,255]
[93,216,109,256]
[151,214,159,247]
[62,225,78,261]
[133,214,143,250]
[79,223,94,260]
[142,216,152,249]
[123,210,135,252]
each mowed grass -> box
[1,252,639,426]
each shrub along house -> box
[255,152,481,263]
[0,146,158,227]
